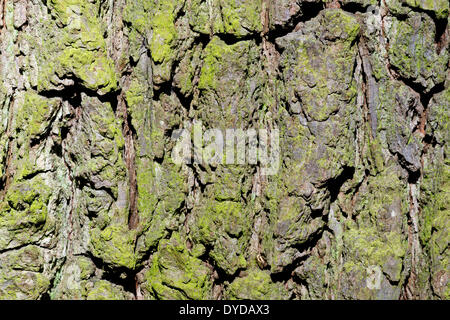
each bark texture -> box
[0,0,448,300]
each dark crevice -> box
[203,251,246,299]
[192,32,211,50]
[421,82,446,109]
[152,80,172,101]
[384,273,401,287]
[269,254,306,284]
[267,1,325,44]
[0,0,6,33]
[214,32,262,46]
[39,80,120,113]
[185,162,212,196]
[423,133,438,148]
[390,149,422,182]
[385,65,445,154]
[435,17,448,53]
[0,94,15,201]
[358,37,379,139]
[0,242,39,255]
[327,166,356,203]
[80,252,138,298]
[173,85,193,111]
[399,2,449,52]
[39,84,80,107]
[340,2,374,14]
[387,64,445,109]
[117,93,139,231]
[76,176,117,202]
[310,208,323,219]
[101,268,138,297]
[40,292,51,300]
[270,228,325,284]
[407,168,421,184]
[20,169,53,181]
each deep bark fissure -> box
[0,0,6,32]
[266,1,325,44]
[80,252,139,298]
[117,92,139,230]
[358,38,379,139]
[0,95,15,201]
[60,108,78,258]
